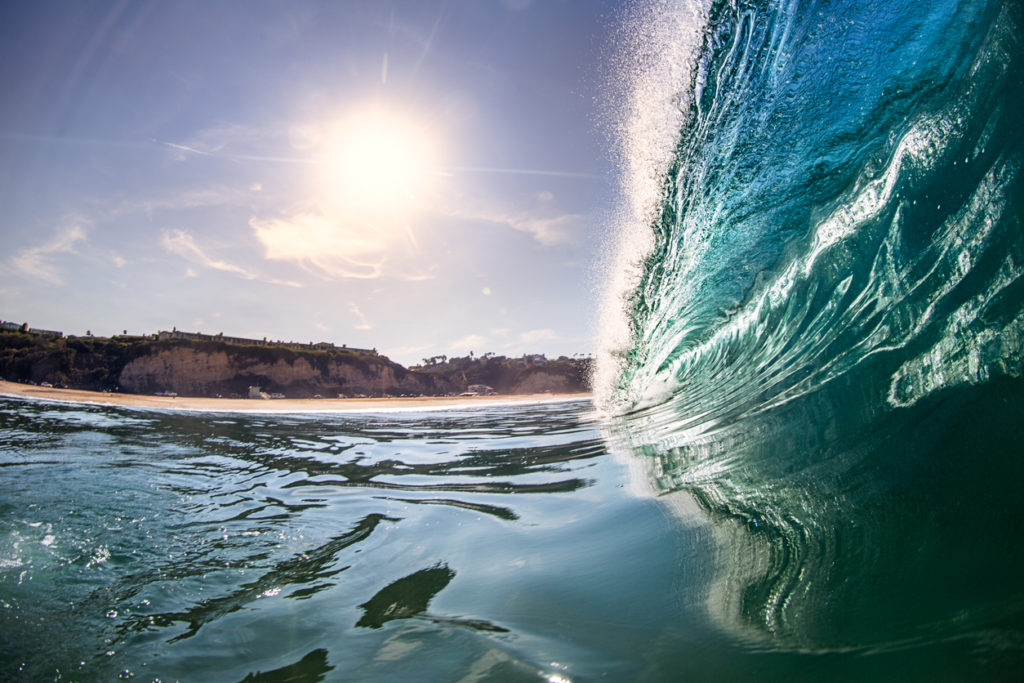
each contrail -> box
[158,140,317,165]
[442,165,599,179]
[161,141,214,156]
[159,141,600,178]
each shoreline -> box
[0,380,591,414]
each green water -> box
[0,398,680,680]
[2,396,1022,680]
[598,0,1024,673]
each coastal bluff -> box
[0,331,591,398]
[116,344,446,398]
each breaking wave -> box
[600,0,1024,652]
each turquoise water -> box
[601,0,1024,674]
[0,397,680,680]
[2,394,1021,681]
[3,395,1021,681]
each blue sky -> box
[0,0,622,365]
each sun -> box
[320,106,439,222]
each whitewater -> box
[2,0,1022,679]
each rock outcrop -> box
[117,343,452,398]
[509,370,575,394]
[412,355,592,395]
[0,333,452,398]
[0,332,592,398]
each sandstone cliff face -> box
[509,370,574,394]
[118,344,451,398]
[119,348,233,394]
[411,356,592,395]
[0,333,590,397]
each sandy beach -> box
[0,379,590,413]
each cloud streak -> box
[444,165,599,180]
[249,210,433,282]
[348,303,373,330]
[250,213,387,280]
[450,334,488,354]
[444,206,586,246]
[519,328,557,344]
[511,214,586,246]
[160,139,317,165]
[161,229,255,278]
[161,229,300,286]
[11,222,88,285]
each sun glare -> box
[321,107,439,222]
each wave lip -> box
[594,0,712,408]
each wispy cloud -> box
[161,229,301,286]
[160,123,269,155]
[510,214,585,246]
[250,210,433,281]
[384,343,436,363]
[158,123,317,165]
[160,139,315,165]
[348,303,372,330]
[161,140,215,158]
[445,206,585,246]
[519,328,557,344]
[161,229,255,278]
[444,165,598,180]
[450,333,488,354]
[251,212,386,280]
[11,221,88,285]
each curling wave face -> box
[602,0,1024,652]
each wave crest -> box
[603,0,1024,651]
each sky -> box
[0,0,625,366]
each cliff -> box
[0,332,592,398]
[0,333,453,398]
[410,354,592,395]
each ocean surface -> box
[2,393,1017,683]
[4,0,1024,679]
[3,396,694,681]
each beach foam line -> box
[0,381,591,415]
